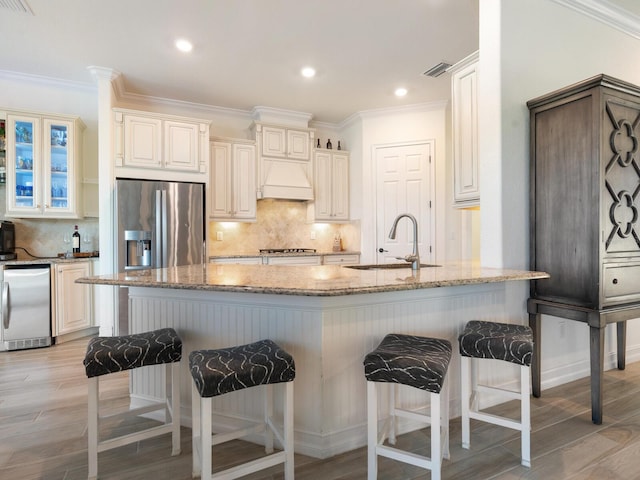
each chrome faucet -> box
[388,213,420,271]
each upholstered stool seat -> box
[459,320,533,467]
[83,328,182,480]
[364,333,452,480]
[190,339,295,480]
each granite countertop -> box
[0,255,99,266]
[209,251,361,259]
[78,261,549,297]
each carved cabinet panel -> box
[528,75,640,309]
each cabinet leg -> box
[617,321,627,370]
[589,325,605,425]
[529,312,541,398]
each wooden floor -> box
[2,338,640,480]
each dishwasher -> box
[0,264,52,351]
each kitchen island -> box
[79,262,548,459]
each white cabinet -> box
[210,139,257,221]
[254,123,315,200]
[53,261,92,337]
[322,254,360,265]
[5,112,84,218]
[114,109,210,175]
[310,149,350,221]
[450,51,479,208]
[210,256,263,265]
[260,125,311,160]
[265,255,321,265]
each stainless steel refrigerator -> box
[115,178,205,334]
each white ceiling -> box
[0,0,479,124]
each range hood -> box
[259,161,314,201]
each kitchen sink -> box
[344,263,441,270]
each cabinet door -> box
[452,56,479,207]
[287,129,310,160]
[232,143,257,219]
[164,120,200,172]
[123,115,162,168]
[43,118,77,216]
[210,142,233,219]
[261,126,286,157]
[6,114,41,215]
[313,151,333,220]
[331,152,350,220]
[55,262,92,336]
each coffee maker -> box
[0,221,16,260]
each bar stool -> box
[189,339,296,480]
[363,333,452,480]
[83,327,182,480]
[458,320,533,467]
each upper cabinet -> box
[310,149,350,222]
[253,123,315,200]
[114,108,210,179]
[5,111,85,218]
[450,51,479,208]
[260,125,311,160]
[210,139,257,221]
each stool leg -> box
[442,374,450,460]
[87,376,98,480]
[521,365,531,468]
[367,381,378,480]
[191,382,202,478]
[201,396,212,480]
[283,381,295,480]
[431,391,442,480]
[170,362,181,456]
[388,383,396,445]
[264,384,274,454]
[460,355,471,449]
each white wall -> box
[342,104,450,264]
[481,0,640,388]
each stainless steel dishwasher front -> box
[0,264,52,351]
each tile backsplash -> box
[0,186,99,260]
[209,199,360,256]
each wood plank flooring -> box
[2,337,640,479]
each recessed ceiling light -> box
[395,87,408,97]
[301,67,316,78]
[175,39,193,53]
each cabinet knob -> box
[613,278,619,284]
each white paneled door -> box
[375,141,435,264]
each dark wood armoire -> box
[527,74,640,424]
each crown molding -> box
[339,100,448,130]
[0,69,95,92]
[551,0,640,39]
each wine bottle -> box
[326,139,332,149]
[72,225,80,253]
[317,138,321,148]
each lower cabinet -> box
[265,255,322,265]
[322,254,360,265]
[53,260,93,339]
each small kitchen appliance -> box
[0,221,16,260]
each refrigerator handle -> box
[161,189,168,267]
[2,282,9,330]
[155,190,163,268]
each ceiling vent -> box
[422,62,452,78]
[0,0,33,14]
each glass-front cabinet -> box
[6,112,84,218]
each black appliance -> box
[0,221,16,260]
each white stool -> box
[83,328,182,480]
[364,333,452,480]
[189,339,295,480]
[459,320,533,467]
